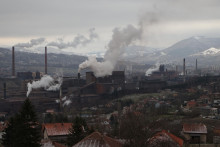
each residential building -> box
[182,123,207,144]
[42,123,72,143]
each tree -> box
[120,112,152,147]
[67,116,91,147]
[2,98,41,147]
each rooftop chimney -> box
[183,58,185,76]
[45,46,47,74]
[3,83,6,99]
[12,46,15,77]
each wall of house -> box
[183,133,206,144]
[183,133,191,141]
[44,130,48,139]
[200,134,207,143]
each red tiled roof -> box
[41,139,67,147]
[162,130,183,147]
[43,123,72,136]
[187,101,196,105]
[183,123,207,134]
[53,141,67,147]
[149,130,183,147]
[73,132,123,147]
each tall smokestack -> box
[3,83,6,99]
[45,46,47,74]
[12,46,15,77]
[183,58,185,76]
[78,73,80,85]
[176,65,178,72]
[59,87,62,111]
[196,59,198,71]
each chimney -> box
[78,73,80,85]
[183,58,185,76]
[45,46,47,74]
[12,46,15,77]
[3,83,6,99]
[59,87,62,111]
[196,59,198,71]
[176,65,178,72]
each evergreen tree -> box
[67,116,91,147]
[2,98,41,147]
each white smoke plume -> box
[55,99,60,103]
[46,76,63,91]
[63,100,72,107]
[78,24,142,77]
[47,28,98,49]
[26,75,63,97]
[145,63,160,76]
[61,96,67,101]
[15,38,46,48]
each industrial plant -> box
[1,46,220,147]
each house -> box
[186,101,197,109]
[182,123,207,144]
[73,132,123,147]
[213,126,220,144]
[42,123,72,143]
[148,130,184,147]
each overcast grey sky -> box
[1,0,220,54]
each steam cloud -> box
[47,28,98,49]
[145,63,160,76]
[63,100,72,107]
[26,75,63,97]
[78,25,142,77]
[15,38,46,48]
[55,96,72,107]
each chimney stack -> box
[176,65,178,72]
[12,46,15,77]
[78,73,80,80]
[196,59,198,71]
[78,73,80,85]
[183,58,185,76]
[3,83,6,99]
[59,87,63,112]
[45,46,47,74]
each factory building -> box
[148,65,178,81]
[77,71,125,96]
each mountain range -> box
[1,36,220,77]
[121,36,220,66]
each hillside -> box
[0,48,87,77]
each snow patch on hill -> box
[192,47,220,56]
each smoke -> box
[61,96,67,101]
[15,38,46,48]
[145,63,160,76]
[26,75,63,97]
[55,96,72,107]
[46,76,63,91]
[78,24,142,77]
[47,28,98,49]
[63,99,72,107]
